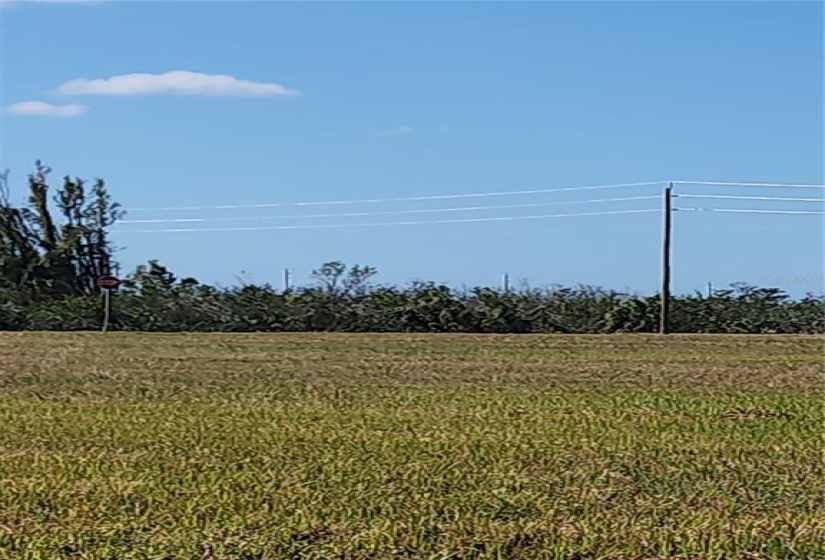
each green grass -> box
[0,333,822,559]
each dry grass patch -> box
[0,333,822,559]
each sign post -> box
[97,276,120,333]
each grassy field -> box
[0,333,821,560]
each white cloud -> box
[6,101,86,117]
[58,71,301,97]
[376,126,414,137]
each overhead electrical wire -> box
[676,207,825,215]
[112,179,825,236]
[672,180,825,189]
[124,181,665,212]
[113,208,659,234]
[675,194,825,203]
[119,195,660,225]
[122,179,825,214]
[678,225,818,232]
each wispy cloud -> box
[58,71,301,97]
[375,125,450,137]
[376,126,414,137]
[6,101,86,117]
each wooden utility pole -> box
[659,183,673,334]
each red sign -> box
[97,276,120,290]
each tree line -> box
[1,163,822,334]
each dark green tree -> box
[0,161,123,302]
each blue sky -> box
[2,0,822,295]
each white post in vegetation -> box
[283,268,291,292]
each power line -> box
[121,179,825,213]
[673,180,825,190]
[676,207,825,215]
[676,194,825,203]
[119,195,661,225]
[113,208,659,234]
[123,181,666,212]
[679,225,819,232]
